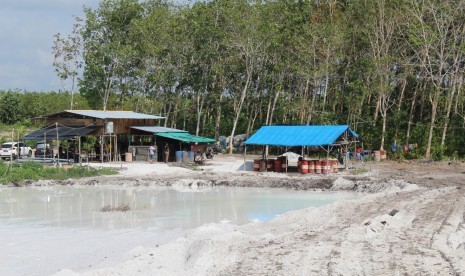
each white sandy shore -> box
[23,156,465,275]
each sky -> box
[0,0,100,92]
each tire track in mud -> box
[214,186,464,276]
[329,187,463,275]
[431,188,465,275]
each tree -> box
[0,92,22,125]
[405,0,465,158]
[80,0,143,110]
[52,16,83,110]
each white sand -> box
[11,156,465,275]
[56,183,465,275]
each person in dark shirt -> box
[164,144,170,163]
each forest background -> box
[1,0,465,160]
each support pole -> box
[100,135,103,163]
[115,135,118,162]
[78,136,82,166]
[285,146,288,173]
[43,131,46,165]
[56,122,60,166]
[109,135,112,164]
[344,144,349,169]
[243,145,247,171]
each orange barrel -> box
[331,159,339,173]
[297,160,302,173]
[267,159,274,172]
[315,160,322,174]
[301,160,309,174]
[281,156,288,172]
[253,159,260,172]
[322,160,331,175]
[307,160,315,174]
[274,159,282,172]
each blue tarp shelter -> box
[245,125,358,147]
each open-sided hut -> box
[23,110,165,162]
[23,110,216,164]
[245,125,359,172]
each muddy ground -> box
[44,158,465,275]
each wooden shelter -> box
[28,110,165,163]
[37,110,165,135]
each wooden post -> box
[100,135,103,162]
[243,145,247,171]
[78,136,82,166]
[114,135,118,162]
[56,122,60,166]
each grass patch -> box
[0,161,118,185]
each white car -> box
[0,142,32,160]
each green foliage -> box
[0,91,90,127]
[4,0,465,160]
[0,92,22,124]
[0,161,118,185]
[404,149,423,160]
[431,145,446,161]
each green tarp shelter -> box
[156,132,216,144]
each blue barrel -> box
[188,151,195,162]
[182,151,189,162]
[175,151,183,162]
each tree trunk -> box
[229,74,251,154]
[214,91,224,140]
[440,74,458,147]
[406,81,421,145]
[425,89,440,159]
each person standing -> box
[356,147,362,161]
[164,143,170,163]
[149,144,156,164]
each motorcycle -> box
[206,148,214,159]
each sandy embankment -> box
[54,156,465,275]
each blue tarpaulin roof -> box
[245,125,359,147]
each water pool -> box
[0,185,363,275]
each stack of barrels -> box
[253,157,286,172]
[253,159,260,172]
[315,160,322,174]
[255,157,339,174]
[267,159,274,172]
[321,160,331,175]
[273,158,282,172]
[297,159,339,175]
[253,159,268,172]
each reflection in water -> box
[0,186,363,230]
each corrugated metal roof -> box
[245,125,359,147]
[21,125,100,140]
[156,132,216,143]
[41,110,165,120]
[130,126,187,133]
